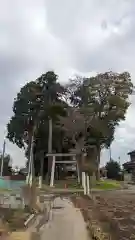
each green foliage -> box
[7,71,67,148]
[7,80,40,148]
[95,180,121,189]
[68,71,133,150]
[106,160,121,180]
[0,153,12,176]
[6,70,133,176]
[7,71,69,176]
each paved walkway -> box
[40,197,89,240]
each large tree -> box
[7,70,133,181]
[106,160,121,180]
[66,72,133,177]
[7,71,68,180]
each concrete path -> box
[40,197,89,240]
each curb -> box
[24,214,35,227]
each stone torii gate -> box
[46,153,80,187]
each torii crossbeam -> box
[46,153,80,187]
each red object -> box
[4,175,26,181]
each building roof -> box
[19,167,28,174]
[123,161,135,167]
[127,150,135,155]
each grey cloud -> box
[0,0,135,166]
[0,0,73,167]
[45,0,135,75]
[45,0,135,165]
[0,0,48,166]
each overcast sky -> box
[0,0,135,167]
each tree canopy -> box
[106,160,121,180]
[0,153,12,176]
[68,72,133,148]
[6,71,133,177]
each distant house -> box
[19,168,28,176]
[123,150,135,182]
[127,150,135,161]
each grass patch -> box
[41,179,121,191]
[54,180,82,189]
[94,180,121,190]
[41,179,83,189]
[0,188,13,192]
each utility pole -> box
[118,156,120,166]
[109,146,112,161]
[0,139,6,177]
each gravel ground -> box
[72,190,135,240]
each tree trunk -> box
[40,156,44,177]
[27,125,36,185]
[27,132,33,184]
[47,117,53,183]
[39,152,44,187]
[77,153,87,185]
[96,146,101,181]
[30,134,35,184]
[77,154,83,184]
[27,132,32,172]
[48,118,52,153]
